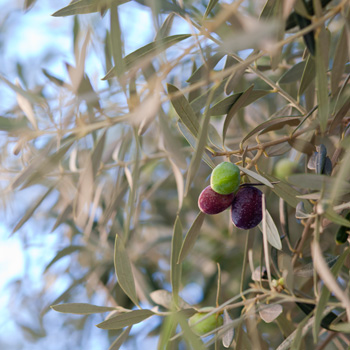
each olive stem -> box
[292,217,314,267]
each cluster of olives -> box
[198,162,263,230]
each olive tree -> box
[2,0,350,349]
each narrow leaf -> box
[209,90,270,116]
[16,80,37,129]
[12,186,55,234]
[176,312,206,350]
[168,84,200,137]
[223,85,254,142]
[313,248,349,339]
[155,13,175,41]
[241,116,300,147]
[91,131,106,178]
[45,245,84,271]
[311,240,350,321]
[315,37,329,133]
[171,216,183,305]
[204,0,219,18]
[331,26,348,96]
[0,115,28,132]
[12,140,74,190]
[224,56,246,94]
[324,208,350,228]
[110,5,125,78]
[177,122,215,169]
[178,211,205,263]
[288,138,316,155]
[237,166,274,188]
[288,174,350,193]
[52,0,128,17]
[0,75,46,105]
[114,235,139,307]
[298,55,315,96]
[51,303,116,314]
[184,99,211,195]
[329,98,350,132]
[258,210,282,250]
[265,142,291,157]
[158,315,178,350]
[278,61,306,84]
[289,313,313,350]
[328,323,350,333]
[169,159,184,212]
[96,309,154,330]
[109,326,131,350]
[264,173,312,210]
[190,78,227,113]
[186,52,226,84]
[103,34,191,78]
[24,0,37,10]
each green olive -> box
[274,158,297,180]
[210,162,241,195]
[188,312,223,335]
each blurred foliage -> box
[2,0,350,349]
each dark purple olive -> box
[231,186,263,229]
[198,185,235,215]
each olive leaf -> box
[240,116,301,147]
[315,36,329,134]
[178,211,206,264]
[258,209,282,250]
[209,90,270,116]
[51,303,116,314]
[222,309,235,348]
[103,34,191,78]
[109,326,132,350]
[168,84,199,138]
[45,245,85,272]
[171,216,183,306]
[259,304,283,323]
[150,289,191,309]
[331,26,348,96]
[186,52,226,84]
[278,61,306,84]
[299,55,315,96]
[114,235,139,307]
[52,0,129,17]
[96,309,154,330]
[313,248,349,340]
[222,85,254,142]
[237,166,274,188]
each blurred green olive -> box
[274,158,297,180]
[188,312,223,335]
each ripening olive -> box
[231,186,263,229]
[210,162,241,195]
[188,312,223,335]
[198,185,235,215]
[274,158,297,180]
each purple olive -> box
[198,185,235,215]
[231,186,263,229]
